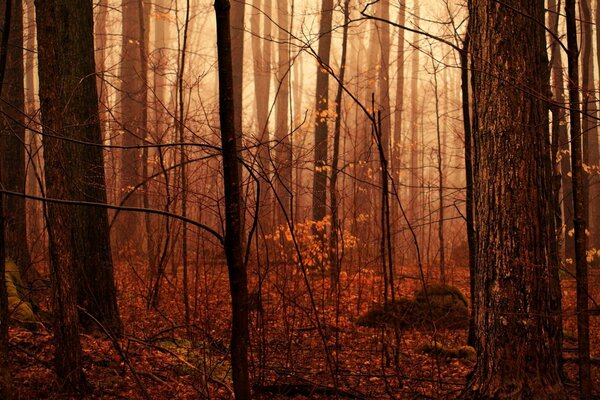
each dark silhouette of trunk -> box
[0,0,31,284]
[34,0,93,389]
[565,0,591,397]
[431,58,444,284]
[329,0,350,285]
[467,0,566,397]
[251,0,272,228]
[0,2,13,397]
[214,1,250,398]
[409,0,420,248]
[462,29,477,348]
[392,1,405,261]
[119,0,147,244]
[36,0,121,340]
[0,193,9,399]
[376,1,391,155]
[231,0,244,138]
[178,0,191,330]
[312,0,333,224]
[275,0,292,222]
[581,0,600,256]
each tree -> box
[580,0,600,254]
[467,0,565,397]
[409,0,420,244]
[0,0,31,284]
[35,0,121,387]
[312,0,334,225]
[0,2,13,397]
[215,0,250,398]
[565,0,591,396]
[118,0,148,244]
[275,0,292,222]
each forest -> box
[0,0,599,398]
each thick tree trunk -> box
[467,0,566,397]
[312,0,333,224]
[231,0,244,137]
[36,0,121,345]
[214,1,250,398]
[0,0,31,284]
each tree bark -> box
[467,0,566,397]
[214,1,250,398]
[565,0,591,397]
[36,0,121,344]
[0,2,13,397]
[275,0,292,222]
[312,0,333,224]
[0,0,31,284]
[118,0,148,243]
[580,0,600,256]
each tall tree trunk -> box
[119,0,147,244]
[312,0,333,225]
[329,0,350,286]
[467,0,566,397]
[0,0,31,284]
[36,0,121,341]
[178,0,191,330]
[432,58,445,284]
[0,2,13,397]
[565,0,591,397]
[376,1,391,154]
[580,0,600,256]
[251,0,272,227]
[275,0,292,222]
[409,0,420,250]
[231,0,244,138]
[214,1,250,398]
[392,1,405,261]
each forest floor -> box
[7,261,600,399]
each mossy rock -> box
[414,284,469,308]
[355,298,417,328]
[5,260,36,323]
[420,340,476,363]
[355,285,469,330]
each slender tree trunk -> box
[251,0,272,228]
[392,1,406,262]
[0,3,13,396]
[329,0,350,286]
[231,0,244,138]
[214,1,250,398]
[467,0,566,397]
[565,0,591,397]
[312,0,334,224]
[119,0,147,244]
[432,58,445,284]
[178,0,191,330]
[409,0,420,252]
[1,0,31,284]
[581,0,600,255]
[461,30,478,348]
[275,0,292,222]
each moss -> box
[355,292,468,330]
[5,260,36,323]
[414,284,469,308]
[420,340,476,362]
